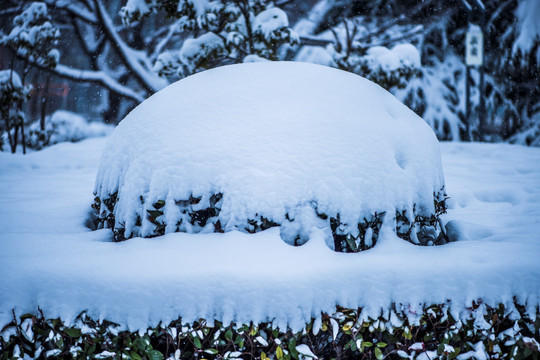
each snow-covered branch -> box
[91,0,167,94]
[52,64,145,103]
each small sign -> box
[466,28,483,66]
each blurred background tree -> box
[0,0,538,152]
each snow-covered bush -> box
[93,62,448,251]
[26,110,114,150]
[1,302,538,359]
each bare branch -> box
[298,36,333,47]
[22,58,145,103]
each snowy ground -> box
[0,138,539,331]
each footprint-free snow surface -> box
[1,137,539,330]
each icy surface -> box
[94,62,444,241]
[0,138,539,331]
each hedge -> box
[1,300,539,359]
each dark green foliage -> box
[1,301,538,359]
[92,188,449,252]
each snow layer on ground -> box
[94,62,444,241]
[0,138,539,331]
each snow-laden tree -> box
[121,0,299,81]
[1,0,538,145]
[1,0,164,125]
[290,0,540,144]
[0,2,57,153]
[0,0,298,126]
[0,70,31,153]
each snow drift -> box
[93,61,447,250]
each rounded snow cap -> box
[94,61,448,251]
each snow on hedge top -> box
[95,61,444,239]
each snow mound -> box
[27,110,113,150]
[94,61,447,250]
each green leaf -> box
[20,314,34,320]
[134,338,147,351]
[363,341,373,347]
[345,340,357,352]
[250,326,257,336]
[56,336,64,350]
[375,347,383,360]
[204,349,218,355]
[148,350,164,360]
[276,346,284,360]
[449,347,461,360]
[345,237,358,252]
[288,339,298,359]
[146,210,163,219]
[153,200,165,209]
[376,342,387,348]
[130,350,141,360]
[87,344,96,355]
[437,344,445,355]
[193,336,202,349]
[225,329,233,342]
[64,327,82,338]
[234,335,244,348]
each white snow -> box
[94,61,444,243]
[178,0,209,18]
[0,136,539,332]
[296,344,317,359]
[179,32,224,71]
[254,8,289,39]
[26,110,113,149]
[242,54,270,63]
[408,343,424,351]
[0,69,23,90]
[513,0,540,62]
[364,44,420,72]
[456,341,488,360]
[120,0,151,24]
